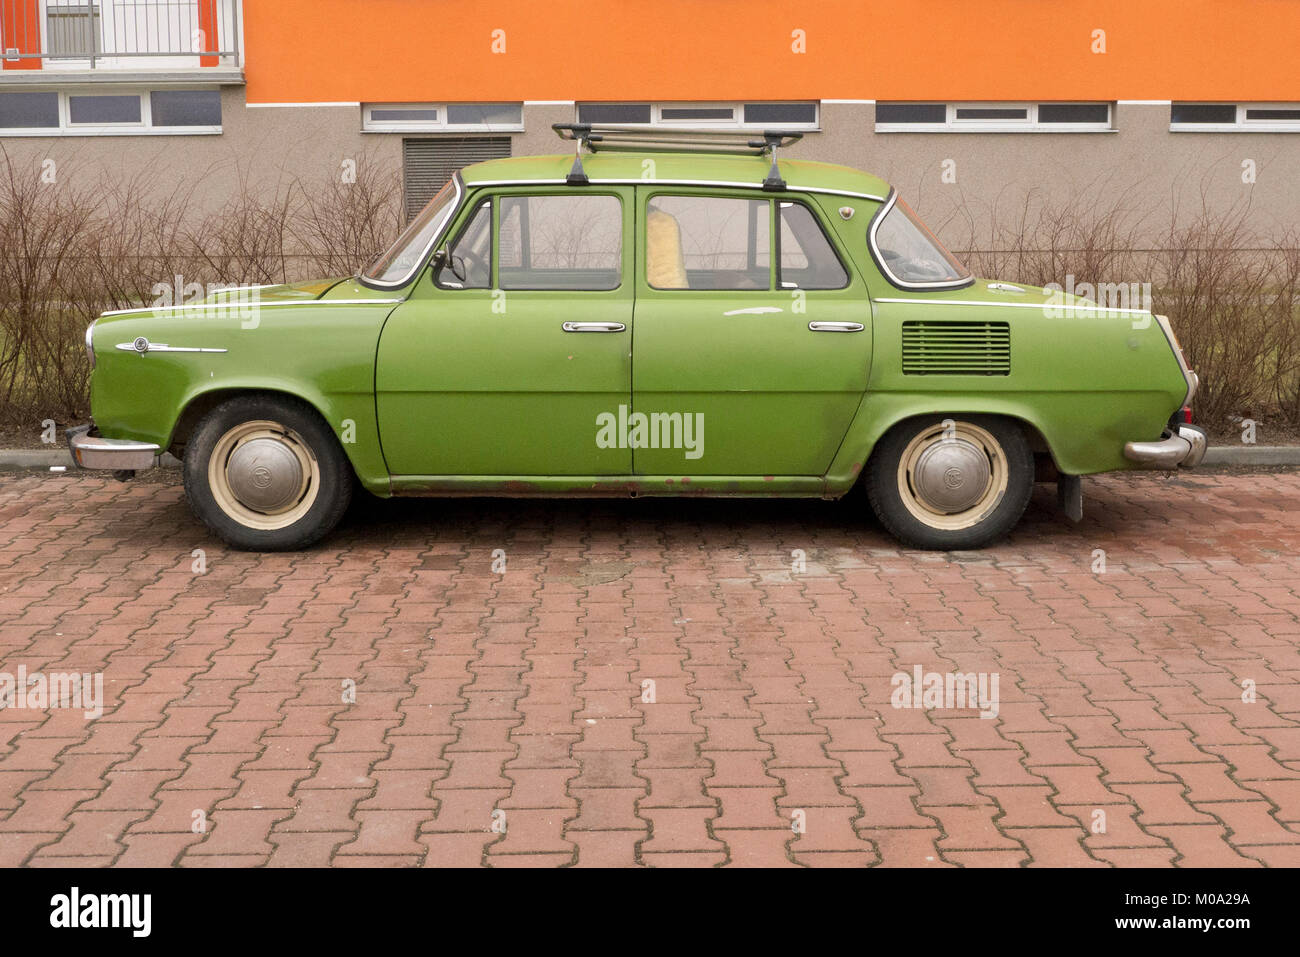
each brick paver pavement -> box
[1,468,1298,867]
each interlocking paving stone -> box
[1,469,1298,866]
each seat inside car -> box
[645,208,688,288]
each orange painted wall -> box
[244,0,1300,104]
[1,0,43,70]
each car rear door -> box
[630,188,873,477]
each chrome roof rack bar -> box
[552,123,803,189]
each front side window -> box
[778,201,848,289]
[435,200,492,289]
[363,176,460,286]
[646,195,769,290]
[870,195,971,288]
[498,194,622,291]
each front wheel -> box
[865,415,1033,550]
[183,395,353,551]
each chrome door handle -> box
[808,321,864,333]
[562,321,626,333]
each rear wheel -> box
[866,415,1033,550]
[183,395,352,550]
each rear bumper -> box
[1123,424,1208,469]
[66,423,160,471]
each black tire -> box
[865,414,1033,550]
[183,394,353,551]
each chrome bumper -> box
[1124,424,1207,469]
[66,424,160,471]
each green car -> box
[70,125,1204,551]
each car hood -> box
[92,276,372,327]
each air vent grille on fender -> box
[901,321,1010,375]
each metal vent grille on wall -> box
[901,320,1011,375]
[402,136,511,222]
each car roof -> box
[459,152,891,199]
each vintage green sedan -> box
[70,125,1204,551]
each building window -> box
[875,102,1113,132]
[0,87,221,135]
[364,103,523,133]
[1171,103,1300,131]
[0,91,60,129]
[576,101,820,130]
[402,136,511,222]
[68,93,141,125]
[150,89,223,127]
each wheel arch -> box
[828,398,1063,495]
[166,384,388,495]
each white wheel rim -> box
[208,419,320,531]
[896,420,1009,531]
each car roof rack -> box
[552,123,803,191]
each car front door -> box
[630,188,873,477]
[376,186,634,477]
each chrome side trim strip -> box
[872,297,1152,315]
[99,299,403,317]
[723,306,783,316]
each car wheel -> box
[183,395,352,551]
[866,415,1033,550]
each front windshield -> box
[362,177,460,285]
[872,195,971,287]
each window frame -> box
[875,101,1113,133]
[576,101,820,131]
[0,86,222,136]
[643,191,776,293]
[362,102,524,133]
[433,198,493,290]
[867,189,974,292]
[1170,102,1300,132]
[775,199,851,291]
[490,190,627,293]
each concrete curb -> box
[1201,445,1300,466]
[1,447,1297,470]
[0,449,182,470]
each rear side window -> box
[498,194,622,290]
[778,201,848,289]
[646,195,770,290]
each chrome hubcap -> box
[225,437,305,512]
[911,438,992,514]
[207,420,320,532]
[895,420,1010,532]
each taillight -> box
[1180,405,1193,424]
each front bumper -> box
[1123,424,1208,469]
[66,423,160,471]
